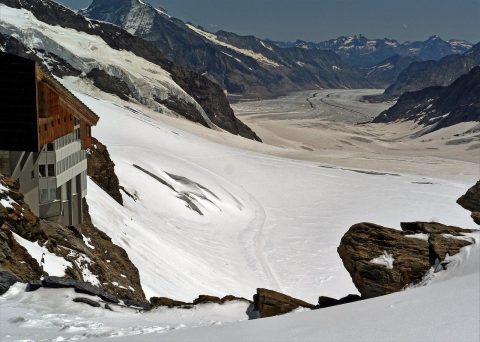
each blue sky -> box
[59,0,480,43]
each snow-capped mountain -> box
[0,0,259,140]
[274,34,473,68]
[83,0,371,98]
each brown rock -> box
[253,288,315,318]
[400,221,474,235]
[87,137,123,205]
[457,181,480,225]
[429,234,473,261]
[193,295,223,305]
[338,222,474,299]
[150,297,189,308]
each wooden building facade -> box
[0,52,99,226]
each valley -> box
[233,89,479,181]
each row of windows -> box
[39,187,61,204]
[38,150,86,178]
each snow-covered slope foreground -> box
[1,232,478,341]
[73,93,476,302]
[0,4,210,124]
[108,233,480,342]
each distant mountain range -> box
[273,35,473,68]
[374,66,480,132]
[83,0,370,98]
[369,43,480,100]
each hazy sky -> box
[59,0,480,43]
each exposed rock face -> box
[253,288,316,318]
[317,294,362,308]
[457,181,480,225]
[150,297,190,309]
[0,271,18,295]
[338,222,474,299]
[87,137,123,205]
[373,66,480,132]
[86,68,131,102]
[0,174,145,301]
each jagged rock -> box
[253,288,316,318]
[457,181,480,225]
[87,138,123,205]
[0,271,18,295]
[150,297,189,309]
[221,295,252,303]
[105,303,114,311]
[123,299,152,310]
[338,222,474,299]
[317,294,362,308]
[73,297,101,308]
[193,295,223,305]
[25,280,42,292]
[42,276,119,303]
[400,222,474,235]
[86,68,131,102]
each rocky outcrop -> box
[0,271,18,295]
[87,137,123,205]
[73,297,101,308]
[457,181,480,225]
[0,174,145,301]
[86,69,131,102]
[338,222,474,299]
[317,294,361,308]
[253,288,316,318]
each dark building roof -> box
[0,52,99,152]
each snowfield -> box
[75,93,476,303]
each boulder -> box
[150,297,189,309]
[318,294,362,308]
[193,295,223,305]
[221,295,252,304]
[457,181,480,225]
[25,280,42,292]
[42,276,119,303]
[0,271,18,295]
[122,299,152,310]
[338,222,474,299]
[253,288,316,318]
[73,297,101,308]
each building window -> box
[31,170,35,179]
[48,164,55,177]
[47,143,54,151]
[39,165,46,177]
[40,189,49,204]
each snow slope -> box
[0,4,212,124]
[121,233,480,342]
[75,93,476,303]
[1,232,477,341]
[186,24,280,67]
